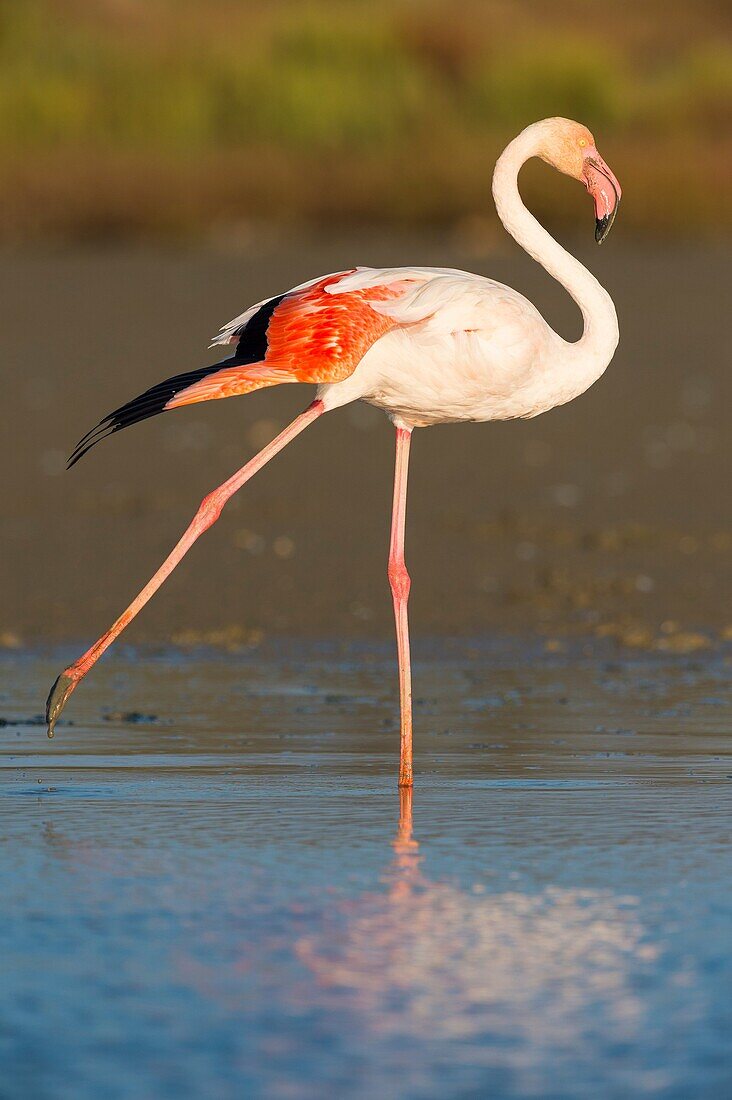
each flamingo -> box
[45,117,621,787]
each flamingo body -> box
[213,261,613,428]
[315,268,591,425]
[47,117,623,787]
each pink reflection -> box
[293,790,661,1082]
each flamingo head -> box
[537,118,622,244]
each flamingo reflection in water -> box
[292,790,666,1092]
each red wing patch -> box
[167,272,415,408]
[264,273,415,384]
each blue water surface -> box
[1,640,730,1099]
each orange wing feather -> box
[266,274,415,383]
[167,272,415,408]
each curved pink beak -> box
[583,149,621,243]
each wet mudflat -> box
[1,639,730,1099]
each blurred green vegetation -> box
[0,0,729,239]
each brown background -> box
[2,234,729,649]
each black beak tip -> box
[595,201,619,245]
[595,215,610,244]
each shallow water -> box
[1,639,730,1098]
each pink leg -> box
[388,426,413,787]
[46,399,325,736]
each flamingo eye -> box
[579,138,587,148]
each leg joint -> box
[388,557,411,601]
[199,491,224,523]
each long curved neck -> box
[492,129,618,369]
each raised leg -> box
[388,426,413,787]
[46,399,325,735]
